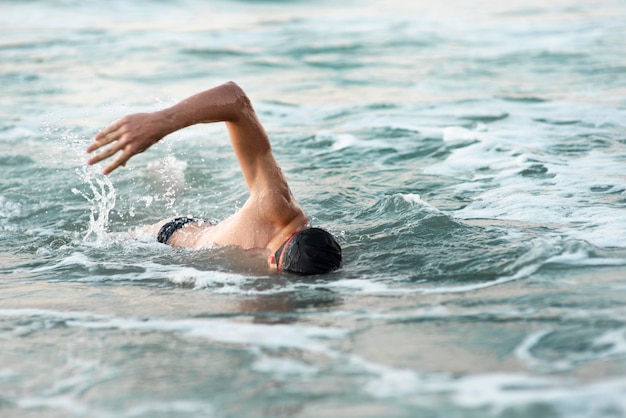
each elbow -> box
[225,80,241,90]
[225,81,249,103]
[224,81,254,118]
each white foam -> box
[67,316,348,354]
[31,252,95,272]
[320,261,539,295]
[563,205,626,249]
[0,195,22,220]
[353,355,424,398]
[420,263,540,294]
[16,396,215,418]
[452,374,626,417]
[17,395,90,417]
[4,309,625,415]
[400,193,442,213]
[323,279,394,293]
[593,328,626,358]
[357,261,539,295]
[445,136,626,248]
[0,368,18,380]
[442,126,480,142]
[326,132,359,150]
[352,352,625,417]
[514,329,563,371]
[545,248,626,267]
[451,373,557,408]
[165,267,253,291]
[515,326,626,375]
[0,308,348,357]
[413,102,626,252]
[252,355,319,379]
[0,308,348,352]
[0,308,109,321]
[315,129,395,151]
[122,400,216,418]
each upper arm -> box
[153,81,301,225]
[224,83,287,196]
[222,83,302,224]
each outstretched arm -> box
[87,81,278,193]
[88,81,305,233]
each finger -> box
[87,129,122,153]
[96,119,124,141]
[103,150,132,175]
[87,142,123,165]
[86,138,107,154]
[88,119,125,153]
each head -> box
[271,228,342,275]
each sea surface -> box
[1,0,626,417]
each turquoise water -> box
[2,0,626,416]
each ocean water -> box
[1,0,626,416]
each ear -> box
[268,253,277,269]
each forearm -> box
[157,81,248,134]
[161,81,272,184]
[87,81,269,176]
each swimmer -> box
[86,81,341,275]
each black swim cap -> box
[275,228,342,275]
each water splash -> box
[71,166,116,243]
[146,154,187,209]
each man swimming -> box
[86,81,341,275]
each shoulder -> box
[253,183,306,227]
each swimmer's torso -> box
[159,193,309,251]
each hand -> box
[87,112,169,175]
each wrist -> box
[154,108,184,136]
